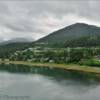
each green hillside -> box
[0,42,34,58]
[64,35,100,47]
[37,23,100,45]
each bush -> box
[79,59,100,67]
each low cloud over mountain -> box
[0,0,100,41]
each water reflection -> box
[0,64,99,100]
[0,63,99,83]
[0,72,99,100]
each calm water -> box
[0,64,99,100]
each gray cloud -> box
[0,0,100,41]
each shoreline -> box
[0,61,100,75]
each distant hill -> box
[37,23,100,45]
[0,42,35,58]
[0,38,34,45]
[0,38,34,58]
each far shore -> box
[0,61,100,75]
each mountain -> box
[37,23,100,45]
[1,22,100,58]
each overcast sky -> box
[0,0,100,41]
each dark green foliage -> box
[65,35,100,47]
[0,42,34,58]
[79,59,100,67]
[8,46,100,67]
[68,49,84,62]
[9,47,93,63]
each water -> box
[0,64,99,100]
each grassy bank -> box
[1,61,100,75]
